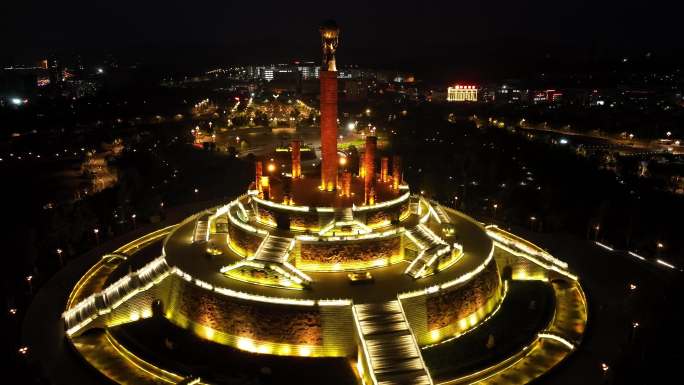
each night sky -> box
[2,0,683,79]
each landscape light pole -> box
[56,248,63,266]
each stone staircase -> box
[193,219,209,243]
[354,300,432,385]
[404,224,450,279]
[63,257,171,336]
[250,235,312,284]
[252,235,294,263]
[433,204,451,224]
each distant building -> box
[447,85,478,102]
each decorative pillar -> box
[364,135,377,204]
[341,171,352,198]
[291,139,301,178]
[380,156,389,183]
[359,153,365,178]
[255,161,263,193]
[392,155,402,190]
[319,21,340,191]
[320,71,338,191]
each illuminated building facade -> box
[447,85,478,102]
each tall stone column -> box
[320,71,338,191]
[291,139,301,178]
[364,135,377,204]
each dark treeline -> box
[388,103,682,262]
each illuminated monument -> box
[60,21,587,385]
[319,20,340,191]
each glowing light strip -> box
[227,201,268,235]
[395,299,434,385]
[318,220,336,235]
[595,241,614,251]
[486,226,568,269]
[493,242,578,281]
[175,267,318,306]
[296,228,403,242]
[252,195,310,212]
[237,202,249,221]
[316,207,334,212]
[428,204,442,224]
[352,192,410,212]
[318,299,352,306]
[628,251,646,261]
[220,260,265,273]
[404,249,427,275]
[656,259,677,270]
[282,261,312,282]
[352,305,379,385]
[537,332,575,350]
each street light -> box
[26,275,33,294]
[56,248,63,266]
[131,213,137,228]
[492,203,498,220]
[529,216,536,230]
[593,224,600,241]
[93,228,100,244]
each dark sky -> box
[2,0,682,79]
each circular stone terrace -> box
[59,181,587,385]
[163,192,494,304]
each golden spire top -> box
[320,20,340,72]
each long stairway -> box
[433,204,451,224]
[250,235,311,284]
[252,235,294,263]
[193,219,209,243]
[354,301,432,385]
[404,224,450,279]
[63,257,172,336]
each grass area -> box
[422,280,555,382]
[111,316,357,385]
